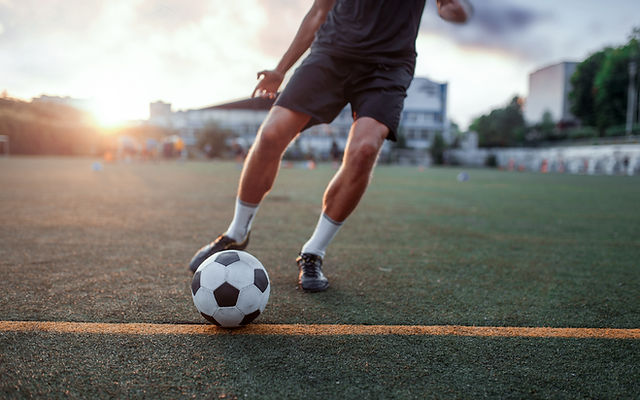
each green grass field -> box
[0,156,638,398]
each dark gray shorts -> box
[274,52,414,141]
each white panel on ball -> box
[195,254,218,274]
[193,288,218,316]
[258,285,271,311]
[240,252,264,270]
[199,262,226,290]
[213,307,245,327]
[225,261,255,290]
[236,285,263,315]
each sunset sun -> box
[89,96,143,129]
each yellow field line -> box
[1,321,639,339]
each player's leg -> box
[297,59,413,291]
[189,52,347,274]
[322,117,388,222]
[237,106,310,205]
[297,117,388,291]
[223,105,310,242]
[188,106,310,273]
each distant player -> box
[189,0,472,291]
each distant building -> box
[164,97,273,147]
[32,95,91,111]
[150,75,449,155]
[148,100,174,135]
[524,61,578,125]
[400,77,449,149]
[149,100,172,120]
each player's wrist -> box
[273,66,287,78]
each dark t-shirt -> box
[311,0,427,67]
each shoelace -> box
[298,254,321,277]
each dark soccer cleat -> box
[296,253,329,292]
[188,233,250,274]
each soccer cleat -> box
[188,233,250,274]
[296,253,329,292]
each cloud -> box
[466,1,543,35]
[254,0,308,59]
[251,0,553,62]
[0,0,109,40]
[420,0,551,59]
[0,0,274,114]
[134,0,211,32]
[3,0,638,122]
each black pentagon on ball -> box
[215,251,240,266]
[191,271,201,295]
[240,310,261,325]
[213,282,240,307]
[200,312,221,326]
[254,269,269,293]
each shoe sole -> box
[299,282,329,292]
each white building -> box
[524,61,578,125]
[400,77,449,149]
[149,100,172,121]
[150,76,449,157]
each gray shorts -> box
[274,52,414,141]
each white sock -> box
[301,213,343,258]
[225,198,259,242]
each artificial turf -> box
[0,156,638,398]
[1,332,639,399]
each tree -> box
[197,123,233,158]
[569,49,610,127]
[470,96,525,147]
[539,110,559,140]
[0,97,99,155]
[393,127,408,149]
[430,132,445,165]
[594,43,635,130]
[569,27,640,133]
[448,121,463,148]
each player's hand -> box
[252,69,285,99]
[437,0,473,24]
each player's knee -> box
[345,140,380,172]
[355,141,380,162]
[256,123,289,157]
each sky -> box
[0,0,638,128]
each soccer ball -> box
[191,250,270,328]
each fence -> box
[446,144,640,175]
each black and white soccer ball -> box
[191,250,270,328]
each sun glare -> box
[89,97,144,130]
[90,102,126,129]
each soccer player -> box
[189,0,472,291]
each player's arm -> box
[436,0,473,24]
[252,0,335,98]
